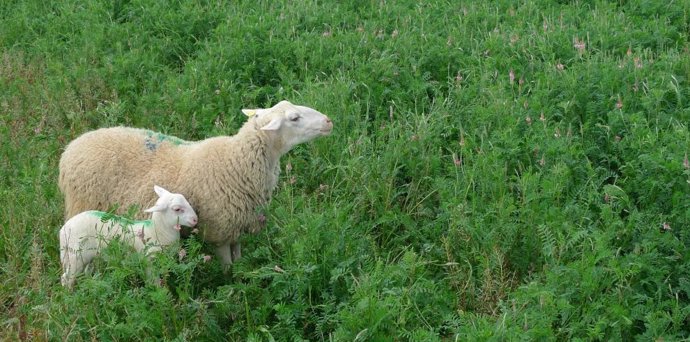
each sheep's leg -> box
[231,242,241,262]
[61,252,86,290]
[60,264,74,289]
[144,247,163,285]
[214,243,233,273]
[83,262,95,275]
[61,271,74,289]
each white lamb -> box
[59,185,198,289]
[58,100,333,270]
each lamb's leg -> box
[61,252,86,290]
[83,263,94,275]
[231,242,241,262]
[214,243,233,273]
[144,247,163,285]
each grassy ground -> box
[1,0,689,340]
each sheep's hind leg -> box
[231,242,241,262]
[214,243,233,274]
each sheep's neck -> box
[236,127,283,166]
[229,128,282,204]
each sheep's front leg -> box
[214,243,233,273]
[61,252,86,290]
[145,247,163,285]
[231,242,241,262]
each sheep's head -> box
[144,185,198,230]
[242,100,333,152]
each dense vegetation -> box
[1,0,689,340]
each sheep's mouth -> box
[319,127,333,135]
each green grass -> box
[2,0,690,340]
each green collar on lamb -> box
[89,210,153,228]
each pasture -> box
[1,0,689,340]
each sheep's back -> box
[59,127,187,219]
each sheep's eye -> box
[173,207,183,213]
[290,116,300,122]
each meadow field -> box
[1,0,689,340]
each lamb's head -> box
[242,100,333,152]
[144,185,198,231]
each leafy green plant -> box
[1,0,689,340]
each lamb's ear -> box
[153,185,172,199]
[260,117,282,131]
[144,203,167,213]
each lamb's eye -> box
[290,116,300,122]
[174,207,184,213]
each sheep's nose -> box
[190,217,198,226]
[325,116,332,124]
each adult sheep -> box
[59,100,333,269]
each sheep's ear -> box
[153,185,171,198]
[144,203,166,213]
[242,108,268,117]
[241,109,257,117]
[260,117,282,131]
